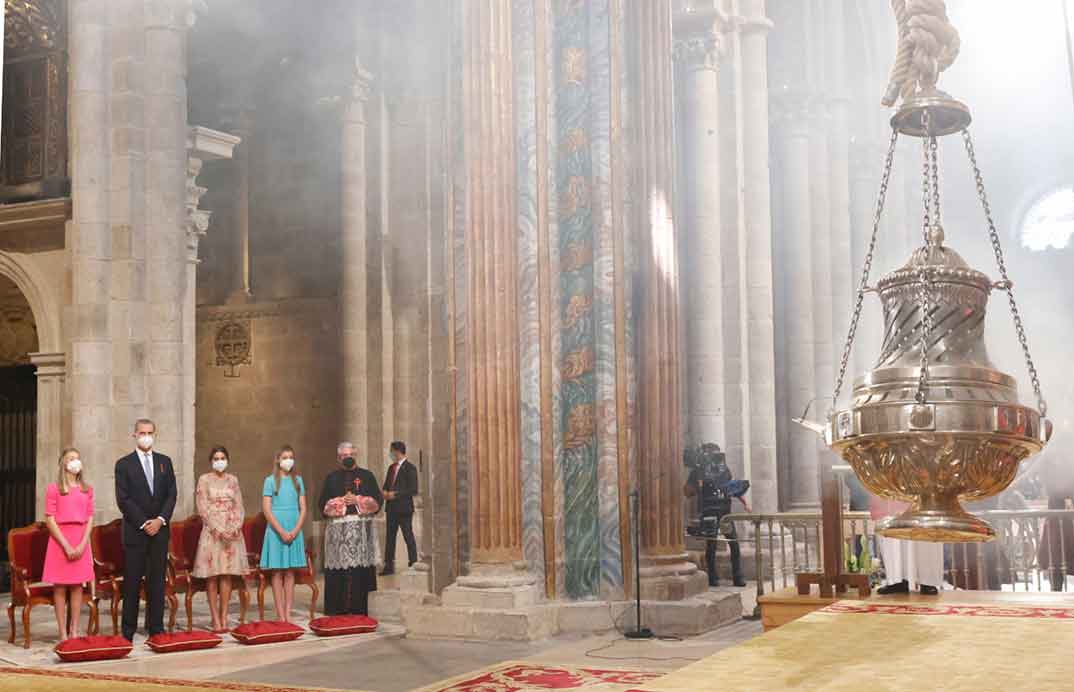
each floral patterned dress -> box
[193,472,248,578]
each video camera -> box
[683,443,750,498]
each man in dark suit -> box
[380,441,418,576]
[114,418,177,641]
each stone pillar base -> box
[441,564,541,609]
[639,553,709,601]
[398,561,432,593]
[393,589,742,641]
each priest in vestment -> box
[318,453,383,615]
[871,496,943,595]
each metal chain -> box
[831,128,901,406]
[929,135,941,227]
[961,129,1048,417]
[915,135,935,405]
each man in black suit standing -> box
[380,441,418,576]
[114,418,177,641]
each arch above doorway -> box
[0,250,61,353]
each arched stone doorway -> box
[0,273,39,589]
[0,251,65,566]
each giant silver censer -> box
[799,2,1052,543]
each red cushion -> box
[309,615,378,637]
[147,630,223,653]
[54,635,133,662]
[231,620,305,645]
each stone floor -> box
[1,580,762,691]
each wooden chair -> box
[7,522,99,648]
[242,513,319,621]
[168,514,249,631]
[91,518,179,634]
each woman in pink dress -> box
[43,447,95,640]
[193,446,248,632]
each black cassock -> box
[318,466,382,615]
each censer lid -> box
[875,227,993,308]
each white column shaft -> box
[680,44,727,449]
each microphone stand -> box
[624,488,653,639]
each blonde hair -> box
[58,447,89,495]
[273,445,302,496]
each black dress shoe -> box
[379,566,395,576]
[919,584,939,595]
[877,580,909,595]
[733,579,747,587]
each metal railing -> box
[711,508,1074,611]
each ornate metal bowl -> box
[826,240,1049,542]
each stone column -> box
[443,1,535,604]
[340,60,373,462]
[30,352,65,519]
[772,93,819,509]
[630,0,706,600]
[675,12,726,450]
[68,0,114,510]
[226,108,253,303]
[824,0,853,382]
[144,0,195,513]
[807,96,833,439]
[737,0,778,512]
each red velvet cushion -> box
[308,615,378,637]
[54,635,133,662]
[231,620,305,645]
[147,630,223,653]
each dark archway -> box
[0,273,38,592]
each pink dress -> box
[193,473,248,578]
[42,483,94,585]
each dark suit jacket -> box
[115,451,178,546]
[383,459,418,516]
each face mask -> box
[66,459,83,475]
[279,458,295,472]
[212,458,228,473]
[137,434,154,450]
[341,457,356,469]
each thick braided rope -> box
[881,0,960,107]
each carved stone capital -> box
[344,58,374,125]
[28,351,65,380]
[673,6,727,72]
[673,30,722,71]
[734,14,773,36]
[185,0,208,28]
[184,126,239,260]
[351,58,374,105]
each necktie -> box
[388,463,399,490]
[142,452,154,492]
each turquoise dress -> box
[260,474,307,570]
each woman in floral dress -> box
[193,446,248,632]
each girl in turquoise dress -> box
[260,445,307,622]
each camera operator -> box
[684,443,749,587]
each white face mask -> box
[212,458,228,473]
[137,434,154,450]
[66,458,83,475]
[279,458,295,472]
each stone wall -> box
[195,298,341,521]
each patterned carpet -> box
[0,668,367,692]
[413,662,661,692]
[645,599,1074,691]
